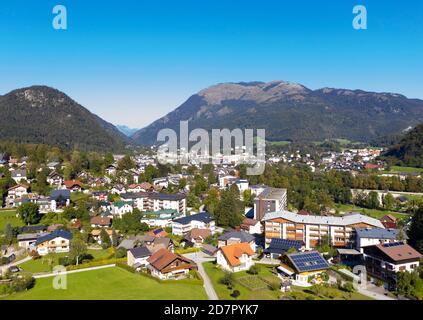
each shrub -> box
[219,272,235,287]
[342,281,355,293]
[230,290,241,298]
[247,264,261,275]
[115,247,127,259]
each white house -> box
[171,212,215,236]
[355,228,400,252]
[216,243,255,272]
[127,246,152,270]
[113,201,133,217]
[7,184,28,199]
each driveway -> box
[0,255,32,275]
[183,251,218,300]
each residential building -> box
[182,228,211,247]
[121,192,186,215]
[90,216,112,228]
[35,230,73,255]
[17,233,45,249]
[254,187,287,221]
[63,180,83,192]
[380,215,398,229]
[238,218,262,234]
[264,239,304,260]
[363,242,422,290]
[46,171,63,186]
[278,251,330,285]
[146,248,196,279]
[7,184,28,199]
[11,169,27,183]
[171,212,215,236]
[263,210,384,249]
[141,209,183,228]
[355,228,401,252]
[218,230,256,252]
[49,189,71,212]
[216,243,255,272]
[127,246,152,270]
[113,201,133,217]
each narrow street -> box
[183,251,219,300]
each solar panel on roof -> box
[383,242,403,248]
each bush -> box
[115,247,127,259]
[247,264,261,275]
[0,274,35,296]
[230,290,240,298]
[219,272,235,287]
[342,281,355,293]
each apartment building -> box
[254,187,287,221]
[263,210,384,249]
[121,192,186,215]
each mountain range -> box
[116,125,139,137]
[131,81,423,146]
[0,86,129,151]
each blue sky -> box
[0,0,422,128]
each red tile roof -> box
[219,243,255,267]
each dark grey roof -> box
[50,189,71,201]
[35,229,73,245]
[173,212,214,225]
[129,246,151,258]
[264,239,303,254]
[218,230,255,243]
[117,239,135,250]
[355,228,399,240]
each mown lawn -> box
[203,262,372,300]
[3,267,207,300]
[390,166,423,173]
[19,249,113,273]
[0,209,24,233]
[335,204,407,220]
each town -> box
[0,142,422,300]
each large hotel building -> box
[263,210,384,249]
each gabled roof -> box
[218,230,255,243]
[63,180,82,189]
[263,210,384,228]
[128,246,151,258]
[188,228,211,240]
[218,243,255,267]
[35,229,73,245]
[356,228,399,240]
[173,212,214,225]
[287,251,330,273]
[373,242,422,262]
[90,216,112,226]
[147,248,193,271]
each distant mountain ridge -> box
[0,86,130,151]
[116,125,139,137]
[132,80,423,146]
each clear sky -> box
[0,0,422,128]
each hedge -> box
[115,262,203,285]
[65,258,126,271]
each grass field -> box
[3,267,207,300]
[70,192,91,202]
[390,166,423,173]
[335,204,407,220]
[19,249,113,273]
[203,262,372,300]
[0,209,24,233]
